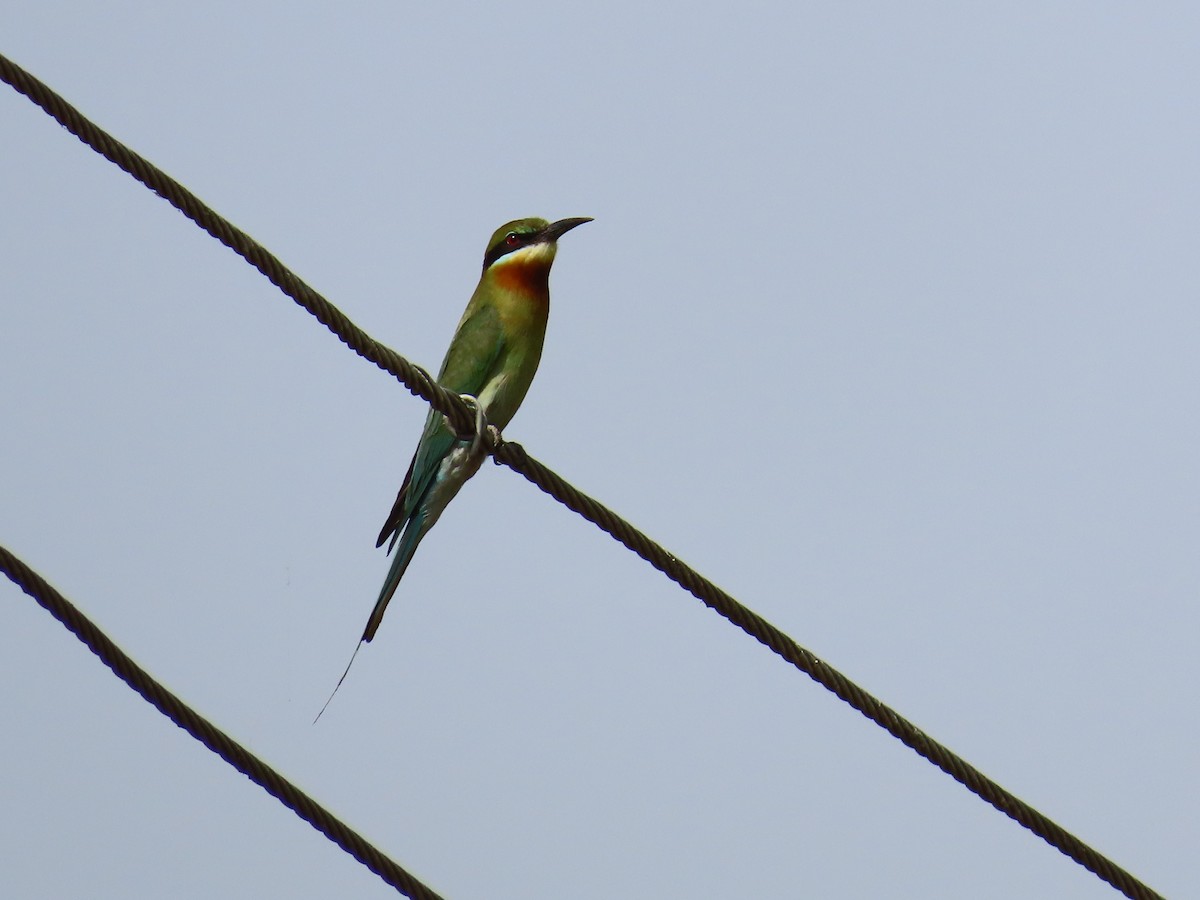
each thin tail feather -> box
[312,513,428,724]
[313,640,364,723]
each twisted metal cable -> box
[1,52,1164,900]
[0,545,444,900]
[497,445,1164,899]
[0,53,476,442]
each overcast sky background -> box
[2,4,1196,898]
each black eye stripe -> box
[482,231,535,270]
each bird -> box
[316,216,590,718]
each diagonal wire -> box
[0,55,476,441]
[0,52,1164,900]
[0,544,444,900]
[498,443,1169,900]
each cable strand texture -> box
[0,545,444,900]
[0,52,1164,900]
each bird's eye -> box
[505,232,521,247]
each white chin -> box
[497,242,556,267]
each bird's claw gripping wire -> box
[453,393,498,457]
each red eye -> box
[505,232,521,247]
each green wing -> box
[375,302,506,548]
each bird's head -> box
[481,216,592,278]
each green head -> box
[481,216,592,273]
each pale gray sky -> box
[2,3,1196,898]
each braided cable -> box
[0,54,477,442]
[0,545,444,900]
[496,444,1163,899]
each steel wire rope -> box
[0,53,1165,900]
[0,545,445,900]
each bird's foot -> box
[455,393,492,457]
[484,424,505,462]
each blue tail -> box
[362,510,428,643]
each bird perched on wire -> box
[317,215,590,718]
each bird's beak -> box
[540,217,593,243]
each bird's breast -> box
[491,259,552,310]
